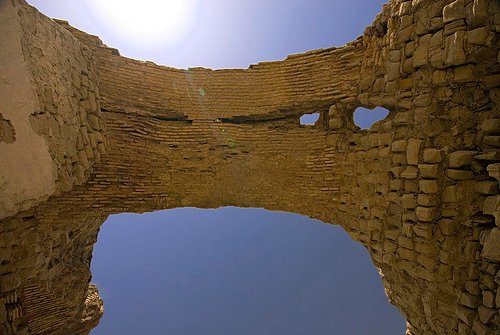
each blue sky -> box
[26,1,403,334]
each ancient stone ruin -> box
[1,0,499,333]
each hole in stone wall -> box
[300,112,320,125]
[353,107,390,129]
[0,114,16,143]
[91,207,406,335]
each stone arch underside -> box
[0,0,499,334]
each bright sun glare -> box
[88,0,196,48]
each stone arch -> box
[0,1,499,335]
[91,207,406,334]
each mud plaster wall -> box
[0,0,499,334]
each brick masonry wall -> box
[0,0,499,334]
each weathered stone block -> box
[390,179,403,191]
[482,228,500,261]
[445,31,466,66]
[487,163,500,181]
[467,27,488,45]
[443,0,465,23]
[418,193,437,207]
[454,64,476,82]
[482,290,495,308]
[401,166,419,179]
[387,61,401,81]
[472,319,492,335]
[416,206,437,222]
[423,148,442,163]
[329,117,343,130]
[484,136,500,147]
[418,164,438,178]
[392,140,407,152]
[432,70,447,86]
[475,181,498,195]
[482,119,500,134]
[456,305,476,325]
[414,34,431,68]
[448,150,477,168]
[407,138,422,165]
[478,306,495,324]
[446,169,474,180]
[419,180,439,194]
[401,194,417,209]
[466,0,489,28]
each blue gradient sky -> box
[26,1,404,334]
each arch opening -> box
[90,207,406,335]
[353,106,390,129]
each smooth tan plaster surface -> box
[0,0,56,220]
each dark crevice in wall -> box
[0,114,15,143]
[218,115,293,124]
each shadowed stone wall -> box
[0,0,499,334]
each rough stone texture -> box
[0,0,499,334]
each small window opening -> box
[300,112,320,125]
[353,107,389,129]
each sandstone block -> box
[483,195,499,217]
[416,206,437,222]
[404,180,418,193]
[418,164,438,178]
[329,117,343,130]
[387,61,401,81]
[456,305,475,325]
[484,136,500,147]
[390,179,403,191]
[432,70,447,86]
[481,119,500,134]
[392,140,407,152]
[417,253,435,269]
[413,93,432,107]
[448,150,477,168]
[423,148,442,163]
[389,50,401,62]
[398,25,413,43]
[400,77,413,91]
[401,194,417,209]
[472,320,492,335]
[445,31,466,66]
[482,290,495,308]
[413,34,431,67]
[401,166,419,179]
[454,64,476,82]
[475,181,498,195]
[482,228,500,261]
[398,247,416,261]
[407,138,422,165]
[418,193,438,207]
[394,112,413,125]
[419,180,439,194]
[467,27,488,45]
[466,0,489,28]
[439,219,457,235]
[477,306,495,324]
[487,163,500,181]
[446,169,474,180]
[412,224,432,239]
[404,40,415,57]
[443,0,465,23]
